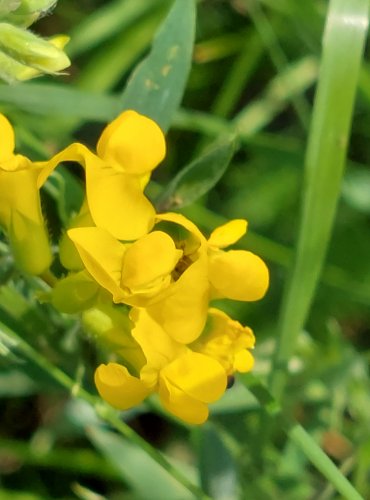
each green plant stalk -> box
[240,374,363,500]
[269,0,369,401]
[0,320,210,500]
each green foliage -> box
[1,0,370,499]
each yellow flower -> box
[68,212,210,343]
[192,308,255,375]
[67,213,269,344]
[36,110,166,240]
[94,309,227,425]
[0,114,52,274]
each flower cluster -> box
[0,111,269,424]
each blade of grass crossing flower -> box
[269,0,369,401]
[119,0,196,132]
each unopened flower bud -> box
[0,22,70,81]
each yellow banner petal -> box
[86,162,156,240]
[97,110,166,175]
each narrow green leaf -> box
[120,0,196,132]
[270,0,370,400]
[87,425,195,500]
[157,137,236,211]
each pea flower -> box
[191,308,255,375]
[94,308,227,425]
[0,114,52,274]
[36,110,166,240]
[67,213,268,343]
[94,307,256,424]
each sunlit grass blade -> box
[269,0,369,400]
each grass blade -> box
[269,0,369,400]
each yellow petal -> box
[159,377,209,425]
[86,161,156,240]
[146,256,210,343]
[9,209,52,275]
[36,143,94,187]
[0,168,40,228]
[97,110,166,175]
[209,250,269,301]
[234,350,254,373]
[68,227,126,302]
[0,167,52,274]
[0,114,15,161]
[156,212,205,243]
[162,351,226,403]
[131,308,184,371]
[208,219,247,248]
[121,231,182,291]
[36,143,154,240]
[95,363,150,410]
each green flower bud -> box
[0,22,70,81]
[8,211,53,275]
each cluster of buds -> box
[0,0,70,82]
[0,111,269,424]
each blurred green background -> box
[0,0,370,498]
